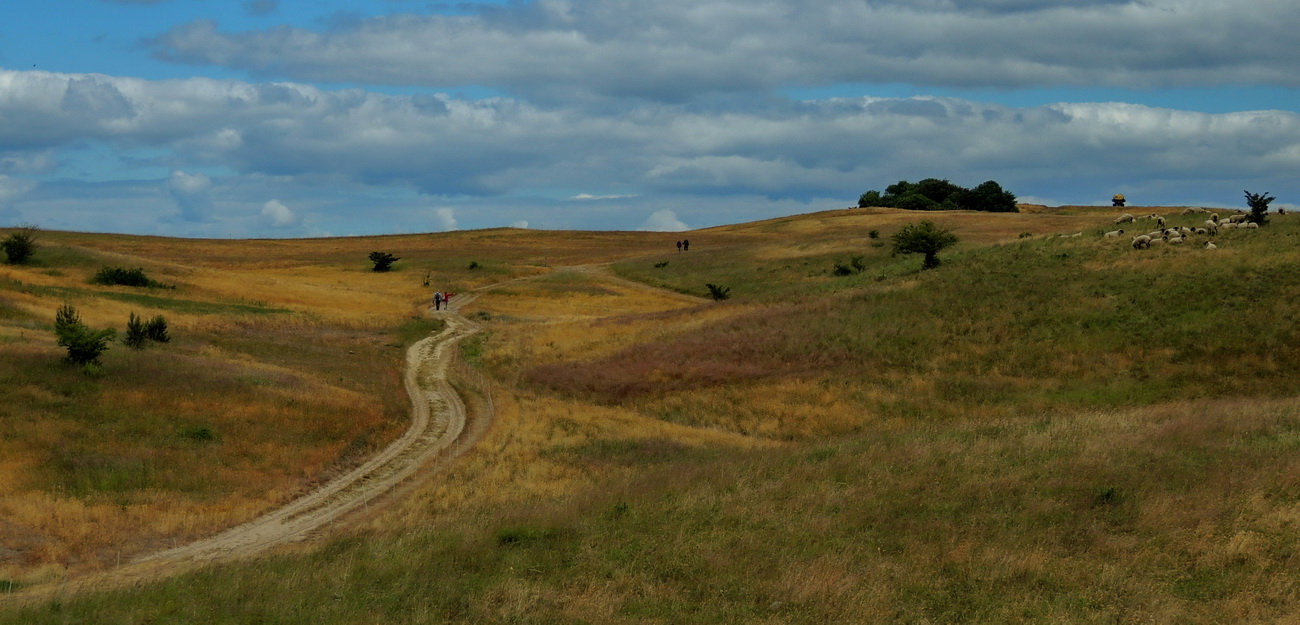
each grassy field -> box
[4,205,1300,622]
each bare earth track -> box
[6,296,485,602]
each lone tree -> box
[54,304,115,365]
[891,221,959,270]
[1244,190,1275,226]
[2,224,39,265]
[369,251,400,272]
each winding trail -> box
[6,295,486,602]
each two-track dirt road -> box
[6,296,486,602]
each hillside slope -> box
[5,206,1300,623]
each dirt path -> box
[6,296,486,603]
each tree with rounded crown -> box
[891,221,959,270]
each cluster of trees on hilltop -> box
[858,178,1018,213]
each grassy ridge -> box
[539,218,1300,436]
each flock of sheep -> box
[1099,207,1261,250]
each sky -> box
[1,0,1297,238]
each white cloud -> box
[167,170,214,222]
[434,207,458,231]
[0,175,37,206]
[509,220,529,229]
[570,193,638,201]
[2,67,1299,237]
[637,209,689,232]
[148,1,1300,100]
[260,198,297,227]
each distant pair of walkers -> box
[675,239,690,252]
[432,290,454,311]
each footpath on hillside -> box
[5,294,487,604]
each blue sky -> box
[1,0,1297,237]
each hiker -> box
[682,239,690,251]
[433,291,443,311]
[676,240,682,252]
[443,292,454,308]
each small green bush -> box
[124,312,170,348]
[705,283,731,301]
[369,251,400,272]
[92,266,164,288]
[1,225,38,265]
[54,304,115,365]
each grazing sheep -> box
[1204,241,1217,250]
[1229,214,1248,223]
[1195,227,1207,235]
[1156,216,1166,228]
[1168,236,1184,244]
[1210,213,1220,223]
[1204,220,1218,234]
[1244,221,1260,229]
[1131,235,1152,249]
[1179,226,1193,237]
[1280,207,1287,215]
[1181,207,1208,215]
[1147,230,1165,238]
[1221,222,1238,230]
[1104,229,1124,238]
[1115,213,1136,224]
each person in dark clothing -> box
[676,240,682,252]
[682,239,690,251]
[433,291,443,310]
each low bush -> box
[91,266,166,288]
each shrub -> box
[92,266,163,288]
[705,283,731,301]
[868,229,880,240]
[1244,190,1274,226]
[892,220,959,270]
[125,312,170,348]
[146,315,170,343]
[54,304,115,365]
[124,312,147,349]
[468,261,480,270]
[1,225,39,265]
[369,251,400,272]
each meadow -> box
[3,205,1300,622]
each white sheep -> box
[1204,241,1217,250]
[1210,213,1220,223]
[1179,226,1193,237]
[1244,222,1259,229]
[1181,207,1208,215]
[1147,230,1165,238]
[1156,216,1166,228]
[1131,235,1152,249]
[1115,213,1136,224]
[1221,222,1238,230]
[1104,229,1124,238]
[1229,214,1248,223]
[1168,236,1184,244]
[1203,220,1218,235]
[1195,227,1207,235]
[1280,207,1287,215]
